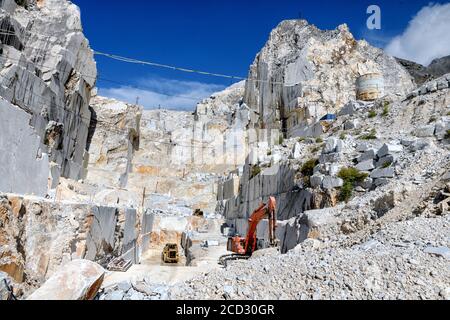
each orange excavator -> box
[220,197,278,266]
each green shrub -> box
[316,137,324,143]
[429,116,437,123]
[301,159,319,177]
[382,103,390,117]
[340,181,354,202]
[337,168,369,202]
[279,135,285,145]
[250,165,261,180]
[360,129,377,140]
[311,146,321,153]
[340,133,347,140]
[382,161,393,168]
[338,168,368,184]
[368,110,377,118]
[445,130,450,139]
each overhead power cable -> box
[0,54,206,102]
[0,28,299,87]
[0,28,406,91]
[93,50,297,86]
[0,60,217,150]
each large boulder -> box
[301,208,339,241]
[310,175,324,188]
[291,142,302,159]
[323,138,343,154]
[376,155,395,168]
[377,144,403,158]
[27,260,105,300]
[322,177,344,190]
[371,168,395,179]
[356,160,375,172]
[414,125,436,138]
[358,148,377,163]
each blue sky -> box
[71,0,450,110]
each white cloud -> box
[99,77,226,111]
[385,3,450,66]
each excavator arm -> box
[244,196,277,255]
[226,197,277,256]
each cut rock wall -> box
[0,193,139,291]
[74,83,248,215]
[86,95,142,189]
[0,99,50,195]
[219,155,336,252]
[221,161,316,221]
[0,0,97,196]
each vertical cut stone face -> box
[0,100,50,195]
[85,206,118,263]
[0,0,97,196]
[85,96,142,190]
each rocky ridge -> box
[398,55,450,86]
[243,20,414,137]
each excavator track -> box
[219,254,251,268]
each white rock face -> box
[86,95,142,189]
[127,100,248,214]
[195,81,246,119]
[65,82,248,214]
[243,20,415,137]
[0,0,97,196]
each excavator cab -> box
[227,236,246,255]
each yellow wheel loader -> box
[162,243,180,264]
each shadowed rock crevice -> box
[0,18,23,51]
